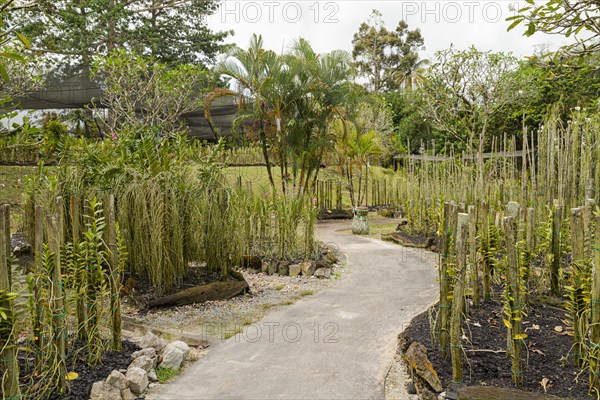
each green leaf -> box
[507,19,522,32]
[0,52,24,61]
[514,333,528,340]
[0,64,8,81]
[16,33,31,48]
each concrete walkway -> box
[159,220,438,400]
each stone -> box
[148,369,158,382]
[289,264,302,277]
[159,341,190,370]
[242,255,262,270]
[132,348,157,360]
[314,268,331,279]
[314,260,329,270]
[405,378,417,395]
[403,341,443,393]
[261,260,269,273]
[106,370,129,390]
[121,388,137,400]
[169,340,190,356]
[300,261,316,276]
[137,331,167,352]
[126,367,149,395]
[178,334,209,348]
[323,252,338,266]
[129,355,154,372]
[267,260,279,275]
[90,381,121,400]
[278,262,290,276]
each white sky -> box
[207,0,568,59]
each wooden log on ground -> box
[148,280,249,308]
[318,209,353,220]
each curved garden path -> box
[159,220,438,399]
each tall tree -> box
[12,0,230,66]
[419,46,534,191]
[352,9,425,93]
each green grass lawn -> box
[223,165,394,209]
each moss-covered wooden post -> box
[468,205,479,306]
[33,205,45,367]
[451,212,469,384]
[570,207,586,366]
[524,207,535,290]
[106,194,122,351]
[46,212,67,393]
[0,205,21,399]
[551,205,562,296]
[590,214,600,396]
[504,216,523,385]
[480,201,491,300]
[439,201,452,358]
[70,195,87,341]
[3,205,9,288]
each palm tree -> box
[288,39,355,195]
[213,34,278,190]
[395,56,429,92]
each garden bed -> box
[122,251,344,340]
[400,298,589,399]
[1,339,140,400]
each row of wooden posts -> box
[0,194,122,399]
[438,198,600,393]
[314,178,396,210]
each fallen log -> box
[382,232,433,249]
[318,209,353,220]
[147,279,249,308]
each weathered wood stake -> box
[589,214,600,395]
[468,205,479,306]
[0,205,21,399]
[46,212,67,393]
[551,205,562,296]
[450,213,469,384]
[504,216,523,385]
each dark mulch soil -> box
[2,339,139,400]
[401,298,590,399]
[55,340,140,400]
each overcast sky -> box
[207,0,568,60]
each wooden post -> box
[551,205,562,296]
[71,195,87,340]
[106,194,122,351]
[524,207,535,296]
[56,196,65,246]
[480,201,491,300]
[0,205,21,399]
[504,216,523,385]
[570,207,586,366]
[3,205,9,287]
[33,205,45,367]
[468,205,480,306]
[451,213,469,384]
[46,213,66,393]
[589,215,600,395]
[439,202,452,358]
